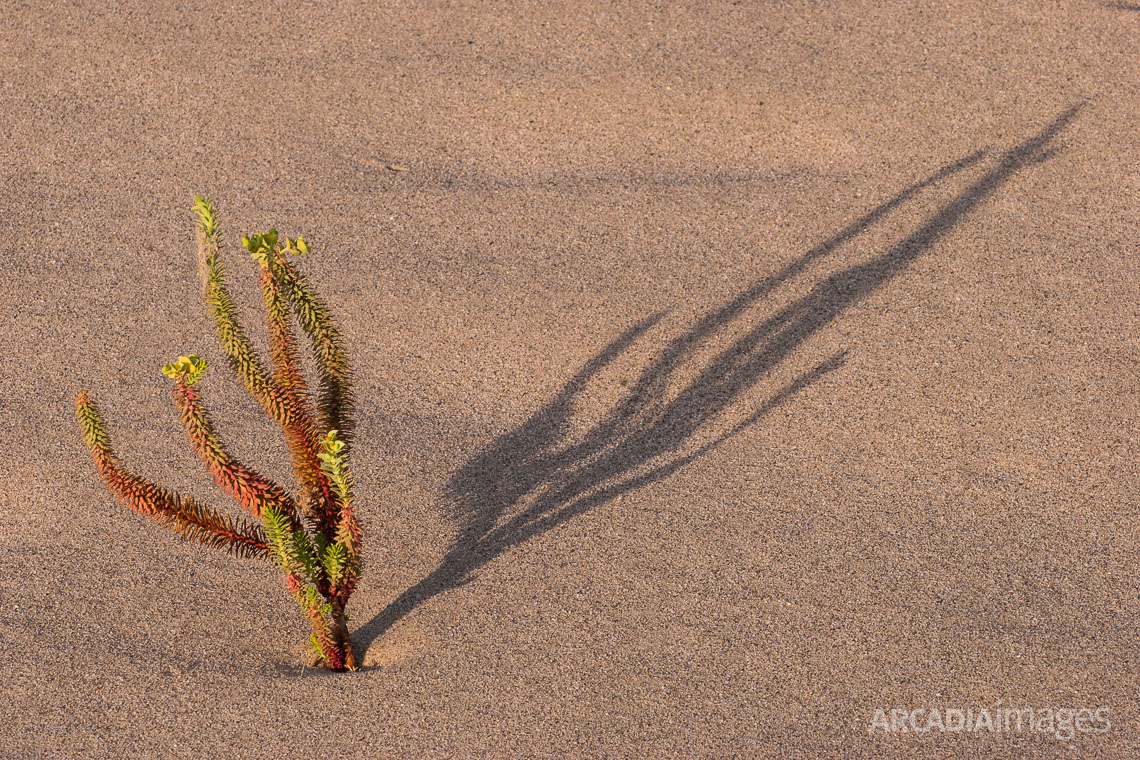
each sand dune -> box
[2,1,1138,757]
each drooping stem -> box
[76,391,269,558]
[172,378,299,524]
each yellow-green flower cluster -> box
[242,228,309,264]
[161,354,209,385]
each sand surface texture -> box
[2,1,1138,757]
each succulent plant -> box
[76,196,362,671]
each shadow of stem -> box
[355,105,1080,656]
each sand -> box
[1,0,1138,757]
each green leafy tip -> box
[321,542,349,585]
[242,228,281,263]
[321,429,346,456]
[317,429,352,502]
[193,195,219,238]
[162,354,209,385]
[262,504,322,584]
[243,229,310,262]
[286,236,310,255]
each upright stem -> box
[331,604,358,671]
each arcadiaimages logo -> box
[868,702,1110,741]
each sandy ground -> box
[1,0,1138,757]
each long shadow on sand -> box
[355,106,1079,655]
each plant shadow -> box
[354,105,1080,657]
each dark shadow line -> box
[355,106,1079,655]
[445,147,989,541]
[485,350,851,550]
[568,148,989,455]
